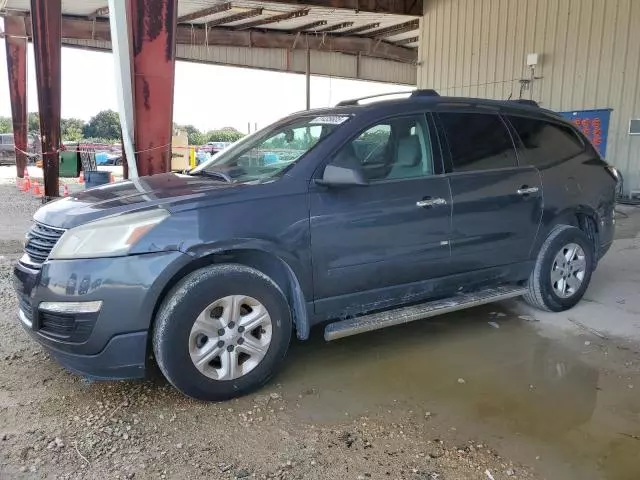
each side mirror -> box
[315,163,367,187]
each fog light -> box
[39,301,103,314]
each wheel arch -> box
[533,205,600,258]
[150,248,311,343]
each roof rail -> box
[335,89,439,107]
[508,99,539,107]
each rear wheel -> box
[152,264,292,401]
[524,225,595,312]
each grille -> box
[24,222,65,265]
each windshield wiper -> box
[190,170,233,183]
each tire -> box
[524,225,595,312]
[152,264,292,401]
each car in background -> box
[0,133,41,166]
[199,142,229,155]
[197,142,231,165]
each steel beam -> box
[128,0,178,176]
[30,0,62,198]
[236,9,309,30]
[394,35,419,46]
[341,22,380,34]
[206,8,263,27]
[368,19,419,38]
[316,22,354,33]
[178,2,231,23]
[45,16,417,63]
[3,16,28,179]
[293,20,327,32]
[108,0,138,178]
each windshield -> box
[190,114,351,182]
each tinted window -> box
[507,116,584,168]
[333,115,434,182]
[439,112,517,172]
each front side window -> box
[438,112,517,172]
[507,115,585,168]
[191,115,350,182]
[332,114,434,182]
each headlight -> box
[49,209,169,260]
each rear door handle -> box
[416,197,447,208]
[517,186,539,195]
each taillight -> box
[605,165,620,183]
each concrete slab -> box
[513,234,640,343]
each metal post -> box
[305,45,311,110]
[108,0,138,179]
[128,0,178,176]
[4,16,28,179]
[31,0,62,198]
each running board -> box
[324,285,527,341]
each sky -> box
[0,42,409,134]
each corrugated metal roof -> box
[3,0,419,49]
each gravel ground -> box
[0,184,535,479]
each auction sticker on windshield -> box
[310,115,350,125]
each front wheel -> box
[152,264,292,401]
[524,225,595,312]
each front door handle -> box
[517,186,539,195]
[416,197,447,208]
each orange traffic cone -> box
[78,170,85,184]
[32,181,42,197]
[109,172,115,183]
[63,184,69,197]
[24,167,30,181]
[22,175,31,193]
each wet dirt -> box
[280,306,640,480]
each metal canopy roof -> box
[1,0,419,84]
[1,0,421,50]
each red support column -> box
[30,0,62,198]
[4,16,29,179]
[128,0,178,176]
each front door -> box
[436,111,543,272]
[310,113,452,317]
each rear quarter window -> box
[507,115,585,168]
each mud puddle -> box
[278,304,640,480]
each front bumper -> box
[13,250,191,379]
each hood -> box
[34,172,241,229]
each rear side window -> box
[438,112,517,172]
[507,116,584,168]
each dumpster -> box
[85,171,110,188]
[59,144,80,177]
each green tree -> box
[83,110,121,140]
[0,116,12,134]
[176,124,205,145]
[28,112,40,132]
[205,129,244,143]
[61,117,86,142]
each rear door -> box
[436,111,543,272]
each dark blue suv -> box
[13,92,617,400]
